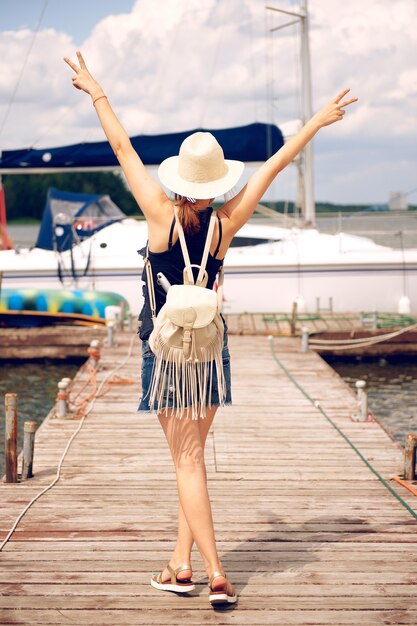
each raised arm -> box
[63,51,170,222]
[218,88,358,232]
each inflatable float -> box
[0,288,130,327]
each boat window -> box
[230,236,280,247]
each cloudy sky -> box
[0,0,416,205]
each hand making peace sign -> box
[314,88,358,128]
[63,51,102,97]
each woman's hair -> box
[173,195,201,235]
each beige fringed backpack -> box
[143,206,226,419]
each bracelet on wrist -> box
[93,95,107,106]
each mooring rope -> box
[0,334,136,552]
[308,321,417,351]
[0,0,49,141]
[268,336,417,522]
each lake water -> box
[323,354,417,447]
[315,211,417,248]
[0,358,84,477]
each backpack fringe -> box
[148,333,226,420]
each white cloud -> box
[0,0,416,204]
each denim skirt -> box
[137,329,232,414]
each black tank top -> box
[138,207,223,340]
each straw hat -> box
[158,132,244,199]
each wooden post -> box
[355,380,368,421]
[290,301,298,336]
[119,303,125,332]
[371,310,378,330]
[88,339,101,368]
[56,381,69,418]
[4,393,18,483]
[115,306,123,332]
[404,433,417,481]
[21,420,37,480]
[107,320,115,347]
[300,326,309,352]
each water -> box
[316,212,417,249]
[0,358,84,477]
[7,224,40,248]
[323,354,417,447]
[8,212,417,249]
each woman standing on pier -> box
[65,51,357,606]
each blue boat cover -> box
[36,187,126,251]
[0,123,284,171]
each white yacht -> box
[1,189,415,317]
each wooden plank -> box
[3,557,417,572]
[1,570,416,585]
[0,326,107,359]
[3,595,417,609]
[2,582,417,597]
[7,540,386,560]
[0,608,417,624]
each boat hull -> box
[2,218,416,316]
[1,261,416,316]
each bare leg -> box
[157,407,234,595]
[158,408,216,581]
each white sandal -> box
[151,563,195,593]
[208,570,237,605]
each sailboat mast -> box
[300,0,315,225]
[267,1,316,224]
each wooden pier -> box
[1,331,417,625]
[0,325,107,359]
[1,310,416,359]
[224,311,417,356]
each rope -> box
[392,476,417,498]
[198,1,226,128]
[248,1,258,122]
[309,322,417,351]
[0,334,136,552]
[66,360,134,421]
[0,0,49,141]
[268,336,417,521]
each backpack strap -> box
[173,205,194,285]
[173,205,217,287]
[196,215,216,286]
[216,264,224,313]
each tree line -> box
[3,172,141,222]
[4,171,414,222]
